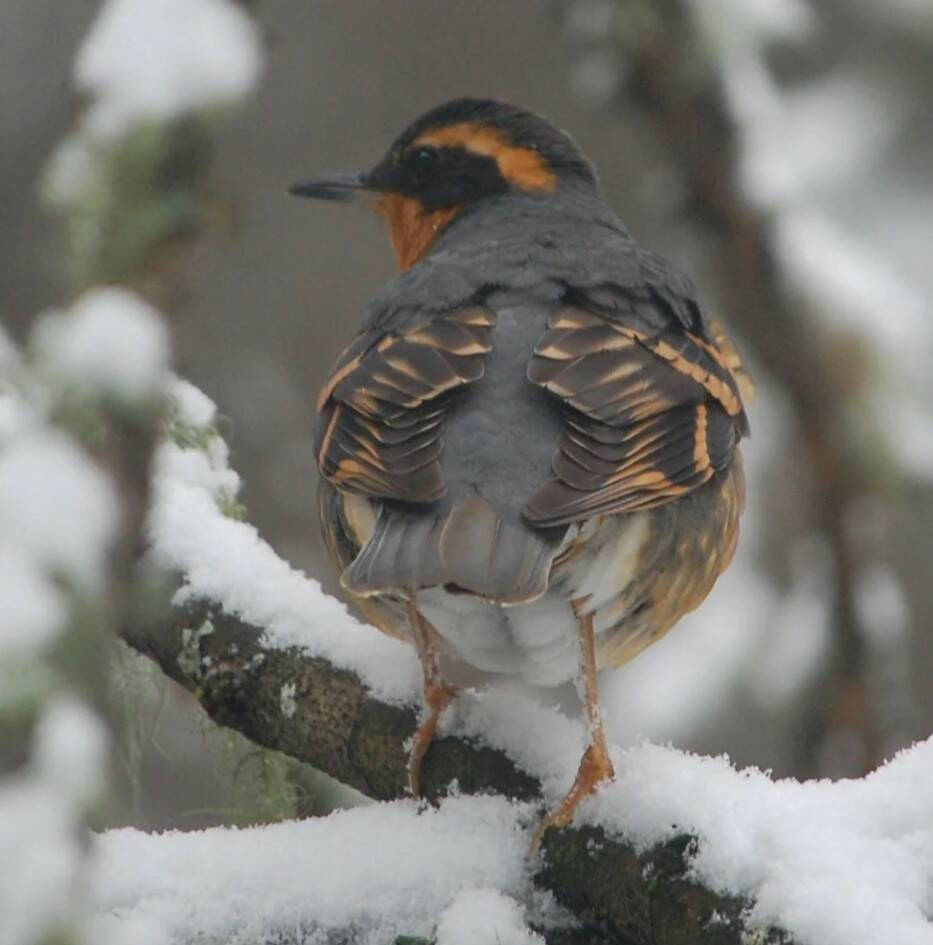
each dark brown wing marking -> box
[525,307,749,526]
[316,308,495,502]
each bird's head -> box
[290,98,597,270]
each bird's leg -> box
[531,607,615,854]
[406,598,457,798]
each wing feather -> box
[525,307,749,526]
[316,308,495,503]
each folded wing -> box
[525,307,750,527]
[316,307,495,502]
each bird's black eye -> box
[408,146,439,182]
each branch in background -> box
[0,3,264,945]
[122,590,795,945]
[22,0,265,790]
[34,0,263,665]
[575,0,891,775]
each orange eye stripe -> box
[412,122,557,192]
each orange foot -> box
[530,740,615,856]
[407,680,457,798]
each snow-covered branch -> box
[124,385,756,942]
[103,384,932,945]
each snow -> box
[74,0,263,140]
[0,780,84,945]
[452,686,585,798]
[674,18,933,917]
[1,687,111,945]
[588,739,933,945]
[746,536,832,711]
[40,137,100,208]
[279,681,298,719]
[0,549,66,660]
[0,330,121,945]
[87,713,933,945]
[33,288,170,405]
[775,208,933,481]
[0,396,36,443]
[32,286,169,404]
[741,75,901,207]
[148,382,422,705]
[445,681,933,945]
[169,377,217,429]
[436,889,544,945]
[880,397,933,486]
[0,702,110,945]
[854,565,910,648]
[32,698,109,807]
[687,0,814,58]
[775,209,929,358]
[0,337,38,444]
[44,0,263,205]
[3,2,266,943]
[0,428,117,592]
[92,795,539,945]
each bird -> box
[290,98,751,847]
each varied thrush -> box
[291,98,751,845]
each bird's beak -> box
[288,171,371,202]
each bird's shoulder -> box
[364,189,711,341]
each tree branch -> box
[123,590,795,945]
[632,0,918,775]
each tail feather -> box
[341,496,561,605]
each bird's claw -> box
[529,740,615,856]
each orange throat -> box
[376,193,460,270]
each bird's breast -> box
[376,193,460,270]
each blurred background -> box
[3,0,932,831]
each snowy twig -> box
[0,3,263,944]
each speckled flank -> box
[595,455,745,668]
